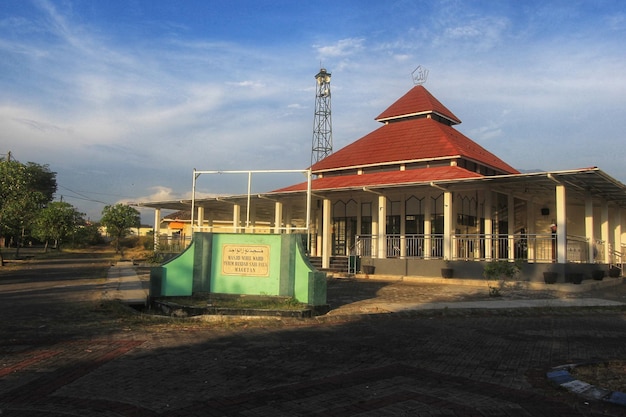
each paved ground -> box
[2,253,626,416]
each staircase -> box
[308,256,350,273]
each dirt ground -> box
[2,248,626,416]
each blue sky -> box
[1,0,625,223]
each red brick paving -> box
[2,255,626,416]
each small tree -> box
[33,202,85,252]
[72,223,105,247]
[0,159,57,263]
[100,204,141,256]
[483,260,522,297]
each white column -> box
[371,200,378,258]
[232,204,241,233]
[197,206,205,231]
[602,201,610,264]
[153,208,161,251]
[526,199,535,261]
[615,207,622,262]
[443,191,452,260]
[484,190,493,261]
[284,205,293,234]
[377,195,387,259]
[206,212,214,232]
[585,194,594,263]
[424,193,432,259]
[314,206,322,257]
[508,194,515,261]
[273,201,283,234]
[356,201,362,242]
[322,198,332,269]
[399,195,406,259]
[247,201,256,233]
[556,184,567,263]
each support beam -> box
[555,184,567,263]
[443,191,452,260]
[313,206,321,257]
[399,195,406,259]
[273,201,283,234]
[507,194,515,261]
[602,201,610,264]
[424,193,432,259]
[378,195,387,259]
[196,206,204,230]
[526,199,535,260]
[153,208,161,252]
[484,191,493,261]
[322,198,332,269]
[615,207,622,262]
[232,204,241,233]
[585,194,594,263]
[247,200,256,233]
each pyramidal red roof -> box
[272,166,483,193]
[375,85,461,124]
[311,117,519,174]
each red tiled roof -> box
[375,85,461,124]
[311,117,519,174]
[272,166,484,193]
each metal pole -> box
[306,169,312,252]
[191,169,197,233]
[246,171,252,229]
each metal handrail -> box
[158,231,616,266]
[351,233,605,263]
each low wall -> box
[150,232,327,307]
[359,257,614,283]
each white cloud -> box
[314,38,365,58]
[2,0,626,224]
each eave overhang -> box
[136,167,626,214]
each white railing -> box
[610,244,625,269]
[157,235,192,253]
[353,233,605,263]
[159,231,615,266]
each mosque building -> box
[139,81,626,282]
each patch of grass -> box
[571,361,626,393]
[166,294,308,311]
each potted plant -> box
[543,271,558,284]
[609,266,622,278]
[591,270,605,281]
[440,260,453,278]
[567,273,583,285]
[361,264,375,275]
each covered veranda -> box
[139,167,626,282]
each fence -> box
[353,233,610,263]
[156,235,192,253]
[156,232,618,265]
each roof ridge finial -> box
[411,65,429,86]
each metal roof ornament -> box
[411,65,429,85]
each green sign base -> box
[150,233,327,309]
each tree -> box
[72,223,105,247]
[0,159,57,264]
[100,204,140,256]
[33,202,85,252]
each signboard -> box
[222,244,270,277]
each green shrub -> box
[483,260,522,297]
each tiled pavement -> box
[2,259,626,416]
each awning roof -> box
[136,167,626,216]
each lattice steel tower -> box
[311,68,333,165]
